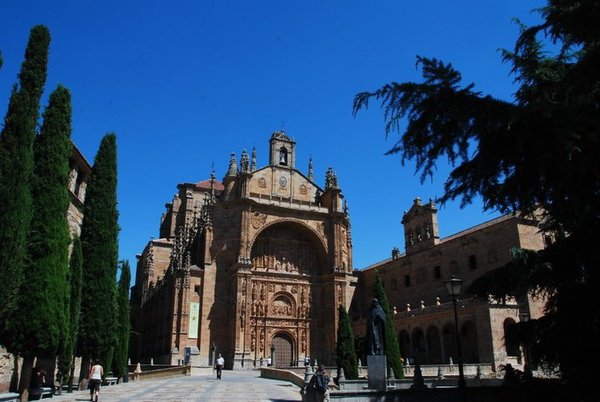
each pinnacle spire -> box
[226,152,238,177]
[308,157,314,181]
[325,166,338,189]
[251,147,257,171]
[240,149,249,173]
[209,166,216,201]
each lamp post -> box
[519,311,532,379]
[444,275,466,391]
[270,344,276,367]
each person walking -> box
[88,359,103,402]
[215,354,225,380]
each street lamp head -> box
[444,275,463,297]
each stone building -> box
[351,197,546,371]
[0,143,91,392]
[130,132,357,368]
[67,143,92,236]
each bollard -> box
[133,362,142,382]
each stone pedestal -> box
[367,355,387,391]
[184,346,200,366]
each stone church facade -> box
[130,132,357,368]
[130,132,547,374]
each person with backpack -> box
[308,363,330,402]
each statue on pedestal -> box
[367,298,386,355]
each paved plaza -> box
[45,368,302,402]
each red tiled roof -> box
[195,179,224,191]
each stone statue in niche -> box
[367,298,386,355]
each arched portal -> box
[398,330,410,362]
[250,222,327,276]
[442,323,457,364]
[461,320,479,363]
[272,332,294,367]
[426,326,442,364]
[411,328,426,364]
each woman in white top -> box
[88,359,103,402]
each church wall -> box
[353,213,546,371]
[357,216,527,319]
[248,167,318,204]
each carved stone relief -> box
[272,295,293,317]
[251,213,267,229]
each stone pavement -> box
[46,368,302,402]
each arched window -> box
[279,147,288,165]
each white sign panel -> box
[188,302,199,339]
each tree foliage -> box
[5,85,73,357]
[78,133,119,361]
[0,25,50,333]
[113,260,131,379]
[354,0,599,391]
[372,271,404,379]
[57,236,83,386]
[336,305,358,380]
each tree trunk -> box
[9,354,19,392]
[78,355,90,387]
[67,354,76,392]
[18,354,35,399]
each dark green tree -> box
[0,25,50,336]
[77,133,119,380]
[4,85,72,394]
[372,271,404,378]
[336,305,358,380]
[353,0,599,393]
[57,236,83,391]
[113,260,131,380]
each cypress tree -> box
[5,85,72,395]
[0,25,50,335]
[113,260,131,380]
[373,270,404,379]
[336,305,358,380]
[57,236,83,391]
[78,133,118,380]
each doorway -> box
[272,332,294,367]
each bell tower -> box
[401,197,440,254]
[269,131,296,169]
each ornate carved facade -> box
[130,132,357,368]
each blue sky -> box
[1,1,546,275]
